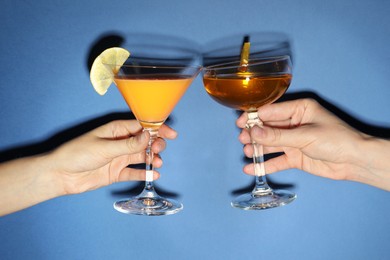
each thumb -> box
[250,125,308,148]
[104,131,149,158]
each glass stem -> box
[246,111,271,194]
[140,128,159,198]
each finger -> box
[124,152,163,168]
[250,125,311,149]
[257,99,308,122]
[263,146,285,154]
[159,124,178,140]
[236,100,305,129]
[151,137,167,154]
[243,144,284,158]
[117,168,160,182]
[243,155,292,175]
[236,112,249,128]
[238,128,251,144]
[103,131,149,158]
[264,119,299,128]
[263,155,292,173]
[153,154,163,168]
[93,120,143,139]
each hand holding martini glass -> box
[90,45,201,216]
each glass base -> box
[231,189,296,210]
[113,196,183,216]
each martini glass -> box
[106,56,201,216]
[202,55,296,210]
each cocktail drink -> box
[202,56,296,210]
[115,75,194,130]
[111,64,201,215]
[89,39,201,215]
[203,74,292,111]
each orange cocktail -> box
[114,75,192,129]
[90,40,202,216]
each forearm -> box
[352,137,390,191]
[0,154,65,216]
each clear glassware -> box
[105,35,202,216]
[202,56,296,210]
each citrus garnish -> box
[90,47,130,95]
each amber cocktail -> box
[203,56,296,210]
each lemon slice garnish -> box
[90,47,130,95]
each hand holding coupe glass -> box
[89,35,296,215]
[202,43,296,209]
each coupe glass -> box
[105,36,201,216]
[202,55,296,210]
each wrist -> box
[18,153,69,214]
[352,136,390,191]
[33,153,67,199]
[0,153,66,216]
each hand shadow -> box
[280,91,390,138]
[0,112,135,162]
[232,90,390,196]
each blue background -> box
[1,0,389,259]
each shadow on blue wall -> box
[1,91,387,198]
[281,91,390,138]
[0,112,135,163]
[1,30,388,200]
